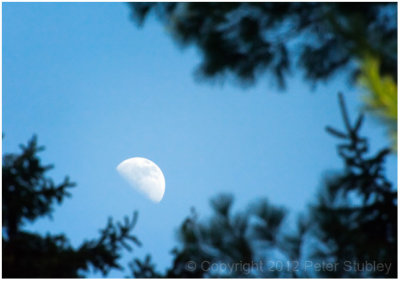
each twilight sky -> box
[2,3,396,277]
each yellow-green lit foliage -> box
[358,55,397,151]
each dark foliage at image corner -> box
[130,2,397,88]
[2,136,141,278]
[310,94,397,277]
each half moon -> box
[116,157,165,203]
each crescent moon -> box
[116,157,165,203]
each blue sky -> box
[2,3,396,278]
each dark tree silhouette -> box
[130,94,397,278]
[129,254,162,278]
[309,94,397,277]
[129,3,397,88]
[131,197,292,278]
[165,196,294,278]
[2,136,141,278]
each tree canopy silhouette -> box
[2,136,141,278]
[130,3,396,88]
[310,94,397,277]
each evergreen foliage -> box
[2,136,140,278]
